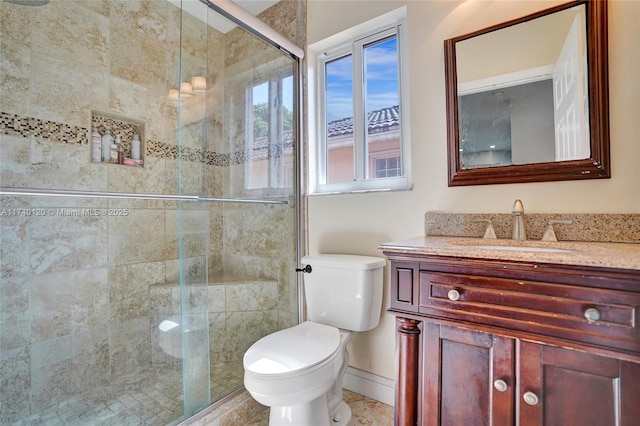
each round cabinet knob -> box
[447,289,460,301]
[493,379,508,393]
[523,391,539,406]
[584,307,602,322]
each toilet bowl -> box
[158,314,208,359]
[243,254,385,426]
[244,321,350,425]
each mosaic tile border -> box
[0,111,87,145]
[145,139,231,166]
[1,111,294,167]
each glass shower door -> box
[0,0,299,423]
[175,0,300,420]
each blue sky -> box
[326,37,399,122]
[250,37,397,124]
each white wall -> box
[306,0,640,381]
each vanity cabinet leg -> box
[396,317,421,426]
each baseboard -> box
[343,367,395,406]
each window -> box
[374,156,400,178]
[246,74,294,190]
[310,10,411,194]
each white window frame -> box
[308,7,411,194]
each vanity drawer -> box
[419,272,640,353]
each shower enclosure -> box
[0,0,303,424]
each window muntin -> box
[316,21,409,194]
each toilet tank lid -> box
[301,254,385,270]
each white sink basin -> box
[462,244,574,253]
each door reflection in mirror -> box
[459,79,555,169]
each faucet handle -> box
[473,219,497,239]
[541,220,573,242]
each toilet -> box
[243,254,385,426]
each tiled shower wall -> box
[0,0,305,422]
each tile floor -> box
[6,361,244,426]
[7,366,184,426]
[6,362,393,426]
[242,390,393,426]
[343,390,394,426]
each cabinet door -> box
[422,322,515,426]
[518,341,640,426]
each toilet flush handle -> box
[295,265,312,273]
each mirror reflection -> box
[456,4,587,169]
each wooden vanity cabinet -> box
[422,322,515,425]
[387,255,640,425]
[518,340,640,425]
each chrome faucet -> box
[511,199,527,240]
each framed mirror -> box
[445,0,609,186]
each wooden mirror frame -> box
[445,0,610,186]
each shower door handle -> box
[295,265,312,273]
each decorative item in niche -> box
[91,111,144,167]
[445,0,610,186]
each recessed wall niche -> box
[91,111,145,167]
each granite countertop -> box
[379,236,640,271]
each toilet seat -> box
[243,321,344,409]
[244,321,341,378]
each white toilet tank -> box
[301,254,385,332]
